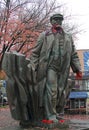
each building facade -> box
[67,49,89,114]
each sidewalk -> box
[0,106,19,129]
[0,106,89,130]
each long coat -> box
[28,29,81,108]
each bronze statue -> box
[2,13,82,129]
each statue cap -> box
[50,13,64,22]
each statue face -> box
[51,17,63,30]
[51,17,62,26]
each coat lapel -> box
[46,33,54,58]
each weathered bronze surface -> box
[2,13,82,129]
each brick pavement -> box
[0,106,19,129]
[0,106,89,130]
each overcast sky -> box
[57,0,89,50]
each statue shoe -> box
[57,119,69,129]
[39,119,59,129]
[19,120,33,128]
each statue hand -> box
[75,71,82,80]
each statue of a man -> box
[27,13,82,125]
[2,13,82,129]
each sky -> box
[57,0,89,50]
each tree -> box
[0,0,82,74]
[0,0,64,68]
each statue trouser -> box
[44,69,58,122]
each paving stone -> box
[0,106,89,130]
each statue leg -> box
[44,69,58,122]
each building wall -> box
[68,49,89,113]
[77,50,84,71]
[76,49,89,72]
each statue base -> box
[33,120,69,129]
[1,119,89,130]
[28,118,89,130]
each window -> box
[75,99,79,108]
[74,79,89,91]
[80,99,86,108]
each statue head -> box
[50,14,64,30]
